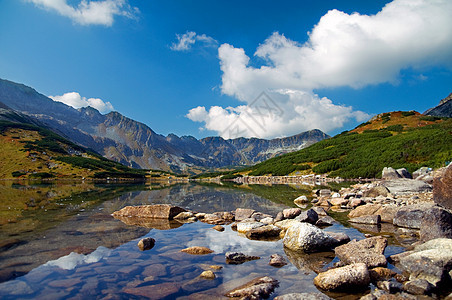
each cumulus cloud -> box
[26,0,138,26]
[188,0,452,138]
[50,92,114,113]
[170,31,218,51]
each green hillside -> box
[0,121,148,180]
[237,112,452,179]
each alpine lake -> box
[0,180,410,299]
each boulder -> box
[283,208,302,219]
[224,276,279,299]
[330,198,349,206]
[404,279,434,295]
[420,207,452,241]
[275,293,331,300]
[316,216,335,227]
[319,189,331,197]
[137,237,155,251]
[397,238,452,289]
[349,198,364,208]
[349,215,381,225]
[199,270,215,280]
[294,195,309,206]
[393,204,434,229]
[237,221,264,233]
[283,222,338,253]
[364,186,390,198]
[202,213,228,225]
[112,204,187,220]
[396,168,412,179]
[235,208,255,221]
[382,167,401,180]
[369,267,396,282]
[327,232,351,246]
[274,212,285,222]
[269,254,288,267]
[349,204,382,219]
[312,206,328,216]
[313,263,370,291]
[376,280,403,294]
[413,167,431,179]
[225,252,260,264]
[246,225,281,240]
[335,236,388,268]
[260,217,274,225]
[377,205,399,223]
[433,164,452,210]
[173,211,195,220]
[181,246,214,255]
[274,219,301,231]
[295,209,319,224]
[382,179,432,195]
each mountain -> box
[424,92,452,117]
[237,111,452,178]
[0,78,329,173]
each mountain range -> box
[0,78,329,173]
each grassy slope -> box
[237,112,452,179]
[0,121,148,179]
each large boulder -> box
[348,204,382,219]
[395,238,452,290]
[295,209,319,224]
[420,207,452,241]
[413,167,432,179]
[348,204,399,223]
[382,179,432,195]
[396,168,412,179]
[433,164,452,210]
[382,167,401,180]
[335,236,388,268]
[313,263,370,291]
[112,204,186,220]
[363,185,390,198]
[224,276,279,299]
[393,204,434,229]
[283,222,338,253]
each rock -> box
[274,219,301,231]
[377,205,399,223]
[349,198,364,208]
[173,211,195,220]
[349,215,381,225]
[275,211,285,222]
[237,221,265,233]
[283,222,338,253]
[312,206,328,216]
[396,168,412,179]
[137,237,155,251]
[416,174,434,184]
[327,232,351,246]
[212,225,225,232]
[199,270,215,280]
[404,279,434,295]
[382,167,402,180]
[295,209,319,224]
[369,267,396,282]
[251,212,273,221]
[235,208,255,221]
[260,217,274,225]
[214,211,235,221]
[275,292,332,300]
[413,167,431,179]
[284,248,335,274]
[313,263,370,291]
[433,164,452,210]
[330,198,349,206]
[319,189,331,197]
[224,276,279,299]
[269,254,287,267]
[123,282,180,299]
[180,246,214,255]
[203,213,227,225]
[364,186,390,198]
[283,208,302,219]
[393,204,434,229]
[294,195,309,207]
[376,280,403,294]
[316,216,335,227]
[195,212,206,219]
[397,238,452,289]
[382,179,432,195]
[316,199,331,207]
[335,236,388,268]
[225,252,260,264]
[246,225,281,240]
[420,207,452,241]
[112,204,187,219]
[349,204,382,219]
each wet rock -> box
[393,204,434,229]
[224,276,279,299]
[137,237,155,251]
[314,263,370,291]
[295,209,319,224]
[335,236,388,268]
[316,216,335,227]
[433,164,452,210]
[349,215,381,225]
[212,225,225,232]
[199,270,215,279]
[214,211,235,221]
[237,221,265,233]
[181,246,214,255]
[173,211,195,220]
[225,252,260,264]
[283,222,338,253]
[235,208,255,221]
[382,167,402,180]
[246,225,281,240]
[369,267,396,282]
[275,292,332,300]
[420,206,452,241]
[269,254,287,267]
[112,204,186,220]
[195,212,206,219]
[123,282,180,299]
[404,279,434,295]
[283,208,302,219]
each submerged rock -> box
[180,246,214,255]
[112,204,187,220]
[224,276,279,299]
[335,236,388,268]
[199,270,216,280]
[225,252,260,264]
[314,263,370,291]
[283,222,338,253]
[269,254,287,267]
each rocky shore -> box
[112,164,452,299]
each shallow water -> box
[0,181,406,299]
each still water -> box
[0,181,405,299]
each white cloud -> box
[170,31,218,51]
[188,0,452,138]
[50,92,114,113]
[26,0,138,26]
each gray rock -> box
[295,209,319,224]
[327,232,351,246]
[225,252,260,264]
[335,236,388,268]
[312,206,328,216]
[235,208,255,221]
[112,204,186,219]
[382,179,432,195]
[283,208,302,219]
[314,263,370,291]
[376,280,403,293]
[274,211,285,222]
[283,222,338,253]
[413,167,431,179]
[246,225,281,240]
[236,221,264,233]
[364,185,390,198]
[349,215,381,225]
[404,279,434,295]
[420,207,452,241]
[382,167,402,180]
[224,276,279,299]
[396,168,412,179]
[433,163,452,210]
[319,189,331,197]
[275,292,331,300]
[393,204,434,229]
[137,237,155,251]
[269,254,287,267]
[316,216,335,227]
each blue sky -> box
[0,0,451,139]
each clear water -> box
[0,181,406,299]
